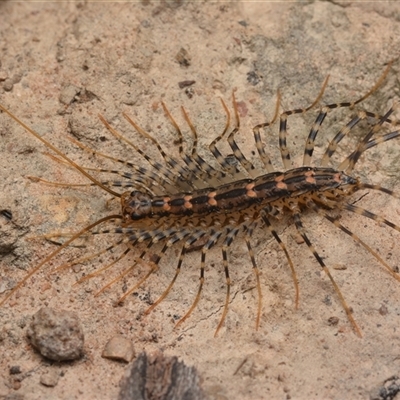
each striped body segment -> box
[123,167,357,220]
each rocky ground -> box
[1,2,400,399]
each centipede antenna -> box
[0,104,121,198]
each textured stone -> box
[27,307,84,361]
[102,336,135,363]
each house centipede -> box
[1,62,400,337]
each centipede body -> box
[1,63,400,338]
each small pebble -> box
[102,336,135,363]
[40,370,59,387]
[59,84,81,105]
[327,316,339,326]
[178,80,195,89]
[9,366,21,375]
[27,307,84,361]
[175,47,191,67]
[3,79,13,92]
[379,304,389,316]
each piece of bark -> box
[118,350,207,400]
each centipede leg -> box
[279,75,329,170]
[145,230,207,316]
[261,210,300,310]
[175,230,223,330]
[307,197,400,282]
[227,92,257,177]
[180,106,220,180]
[161,102,213,187]
[252,90,280,173]
[0,215,122,307]
[243,221,263,330]
[214,227,240,337]
[208,99,240,177]
[342,202,400,235]
[293,212,362,337]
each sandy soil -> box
[1,2,400,399]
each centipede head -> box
[121,190,153,222]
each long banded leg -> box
[227,92,257,177]
[94,250,152,299]
[261,210,299,310]
[342,125,400,173]
[208,99,243,176]
[122,113,196,186]
[279,75,329,170]
[42,222,127,272]
[118,230,195,305]
[320,111,368,167]
[180,106,228,185]
[308,197,400,282]
[306,60,394,167]
[287,62,392,169]
[99,115,193,192]
[292,211,362,337]
[58,135,177,193]
[75,246,132,285]
[0,215,122,306]
[161,102,213,187]
[215,226,241,337]
[145,229,208,316]
[304,83,395,167]
[252,90,281,173]
[340,105,396,173]
[175,229,224,329]
[364,129,400,153]
[100,228,180,302]
[243,220,263,330]
[321,110,400,167]
[342,202,400,235]
[50,238,127,275]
